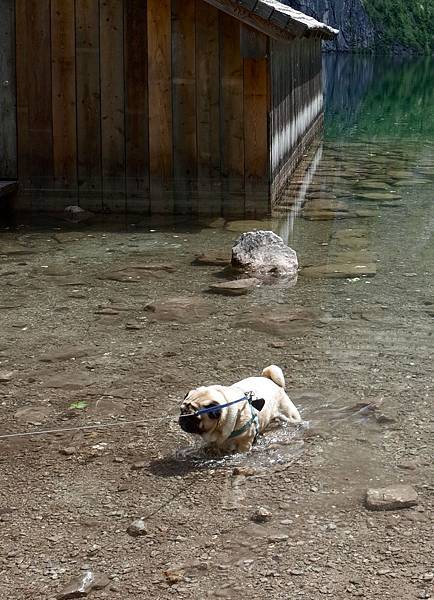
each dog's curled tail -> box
[262,365,285,388]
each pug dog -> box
[179,365,301,453]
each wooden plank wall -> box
[12,0,271,215]
[0,0,17,179]
[270,37,323,205]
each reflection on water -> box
[0,57,433,484]
[324,54,434,141]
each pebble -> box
[0,371,14,383]
[251,507,272,524]
[365,485,419,511]
[232,467,257,477]
[60,447,77,456]
[125,321,142,330]
[57,571,110,599]
[397,460,417,471]
[131,461,146,470]
[127,519,147,537]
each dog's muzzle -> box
[179,411,202,435]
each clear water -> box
[1,56,433,487]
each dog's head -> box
[179,387,226,437]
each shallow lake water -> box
[1,56,433,475]
[1,55,433,600]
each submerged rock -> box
[145,296,216,323]
[355,191,402,202]
[231,231,298,277]
[57,571,110,599]
[365,485,419,511]
[192,252,231,267]
[225,219,273,233]
[208,278,259,296]
[302,262,377,279]
[232,307,318,338]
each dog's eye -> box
[206,403,221,420]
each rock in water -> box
[365,485,419,511]
[57,571,110,599]
[231,231,298,277]
[208,278,259,296]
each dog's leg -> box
[278,393,302,423]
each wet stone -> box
[304,198,349,212]
[208,278,260,296]
[365,485,419,511]
[127,519,148,537]
[192,253,231,267]
[302,263,377,279]
[45,373,96,390]
[0,242,35,256]
[354,181,392,191]
[145,296,216,323]
[14,406,52,423]
[232,231,298,277]
[40,346,92,362]
[355,191,402,202]
[302,210,355,221]
[233,307,318,338]
[56,571,110,599]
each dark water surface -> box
[1,56,433,476]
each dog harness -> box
[228,400,260,440]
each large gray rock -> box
[231,231,298,277]
[365,485,419,511]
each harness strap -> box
[229,401,259,440]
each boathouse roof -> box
[204,0,339,40]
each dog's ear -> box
[251,398,265,412]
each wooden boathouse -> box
[0,0,337,216]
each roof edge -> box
[203,0,339,41]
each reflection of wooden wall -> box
[270,38,323,206]
[12,0,270,216]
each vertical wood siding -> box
[270,37,323,205]
[9,0,322,216]
[0,0,17,179]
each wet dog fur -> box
[179,365,301,453]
